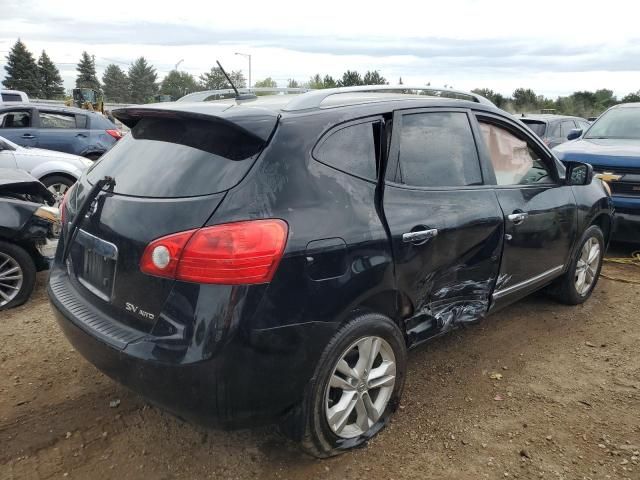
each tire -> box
[84,152,102,161]
[549,225,605,305]
[40,175,75,207]
[290,312,407,458]
[0,240,36,311]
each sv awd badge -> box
[125,302,155,320]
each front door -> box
[474,114,577,309]
[382,108,504,345]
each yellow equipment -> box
[66,88,105,113]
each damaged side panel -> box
[382,185,504,346]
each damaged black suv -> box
[48,86,613,457]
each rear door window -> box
[0,110,32,128]
[395,111,482,187]
[39,111,78,129]
[87,116,265,198]
[313,119,380,180]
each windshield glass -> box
[585,107,640,139]
[522,120,546,136]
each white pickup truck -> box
[0,90,29,104]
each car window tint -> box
[560,120,576,137]
[76,115,88,129]
[478,121,555,186]
[39,111,77,129]
[397,112,482,187]
[314,121,378,180]
[0,110,31,128]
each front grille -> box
[591,165,640,175]
[610,182,640,196]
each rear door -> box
[382,108,504,344]
[474,113,577,309]
[36,109,88,154]
[0,108,38,147]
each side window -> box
[577,120,590,131]
[478,121,555,186]
[547,122,560,138]
[560,120,577,137]
[314,120,379,180]
[397,112,482,187]
[0,110,32,128]
[39,111,78,129]
[76,114,88,129]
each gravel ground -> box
[1,245,639,480]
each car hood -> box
[0,168,55,204]
[14,146,90,165]
[553,138,640,168]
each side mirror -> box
[566,161,593,186]
[567,128,582,141]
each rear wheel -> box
[550,225,604,305]
[291,312,407,458]
[40,175,75,207]
[0,241,36,311]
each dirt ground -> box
[1,245,639,480]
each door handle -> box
[76,133,88,138]
[402,228,438,244]
[507,212,529,225]
[21,134,35,139]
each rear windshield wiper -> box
[61,176,115,263]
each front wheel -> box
[0,241,36,311]
[550,225,604,305]
[291,312,407,458]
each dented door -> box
[382,108,504,345]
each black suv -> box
[48,86,613,457]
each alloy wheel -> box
[324,336,396,439]
[575,237,601,296]
[0,252,23,307]
[47,182,69,207]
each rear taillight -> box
[140,219,288,285]
[106,129,122,140]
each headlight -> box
[34,205,60,223]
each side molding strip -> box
[492,265,564,300]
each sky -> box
[1,0,640,98]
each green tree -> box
[307,74,324,89]
[323,75,337,88]
[76,51,101,91]
[398,77,403,85]
[363,70,387,85]
[287,78,300,88]
[594,89,617,111]
[254,77,278,88]
[102,64,130,103]
[160,70,199,99]
[199,67,246,90]
[512,88,538,111]
[37,50,65,99]
[472,88,507,108]
[2,39,40,97]
[622,91,640,103]
[128,57,158,103]
[337,70,363,87]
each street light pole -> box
[235,52,251,88]
[175,59,184,71]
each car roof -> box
[0,102,93,115]
[520,114,585,122]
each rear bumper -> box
[48,268,336,428]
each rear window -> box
[522,120,546,137]
[87,116,264,198]
[1,93,22,102]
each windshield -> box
[585,107,640,139]
[522,120,546,137]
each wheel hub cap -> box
[324,336,396,439]
[0,253,23,307]
[575,236,600,296]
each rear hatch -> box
[62,105,278,331]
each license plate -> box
[74,229,118,302]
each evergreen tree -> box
[160,70,199,100]
[337,70,363,87]
[128,57,158,103]
[37,50,65,99]
[102,64,130,103]
[2,39,40,97]
[76,51,101,90]
[253,77,277,88]
[322,75,337,88]
[363,70,387,85]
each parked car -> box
[553,102,640,242]
[0,135,91,205]
[0,103,121,160]
[0,89,29,104]
[48,86,613,457]
[520,114,591,148]
[0,168,59,310]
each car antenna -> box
[216,60,256,101]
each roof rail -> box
[177,87,311,103]
[281,85,496,111]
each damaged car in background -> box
[1,169,59,310]
[48,85,613,457]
